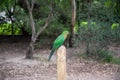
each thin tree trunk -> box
[26,41,34,59]
[69,0,76,47]
[86,0,91,57]
[25,0,35,59]
[10,18,14,36]
[7,1,16,36]
[25,0,53,59]
[7,9,15,36]
[76,0,80,34]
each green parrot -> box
[48,31,69,61]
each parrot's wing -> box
[53,35,65,49]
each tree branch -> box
[25,0,31,11]
[34,2,53,41]
[31,0,34,11]
[25,0,36,42]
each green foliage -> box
[78,49,120,64]
[0,0,17,8]
[77,21,110,57]
[19,0,71,35]
[111,23,119,29]
[111,57,120,64]
[0,23,21,35]
[76,0,120,63]
[111,23,120,42]
[44,19,69,36]
[97,50,120,64]
[0,0,71,36]
[97,50,113,62]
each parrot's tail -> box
[48,48,55,61]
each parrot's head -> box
[62,31,69,38]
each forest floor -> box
[0,38,120,80]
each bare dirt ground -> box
[0,41,120,80]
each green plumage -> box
[48,31,69,61]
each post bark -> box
[57,45,66,80]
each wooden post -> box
[57,45,66,80]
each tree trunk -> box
[85,0,91,56]
[21,27,29,35]
[69,0,76,47]
[26,41,34,59]
[10,19,14,36]
[7,8,15,36]
[25,0,35,59]
[76,0,80,26]
[25,0,53,59]
[69,25,75,47]
[7,1,16,36]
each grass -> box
[78,51,120,64]
[111,57,120,64]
